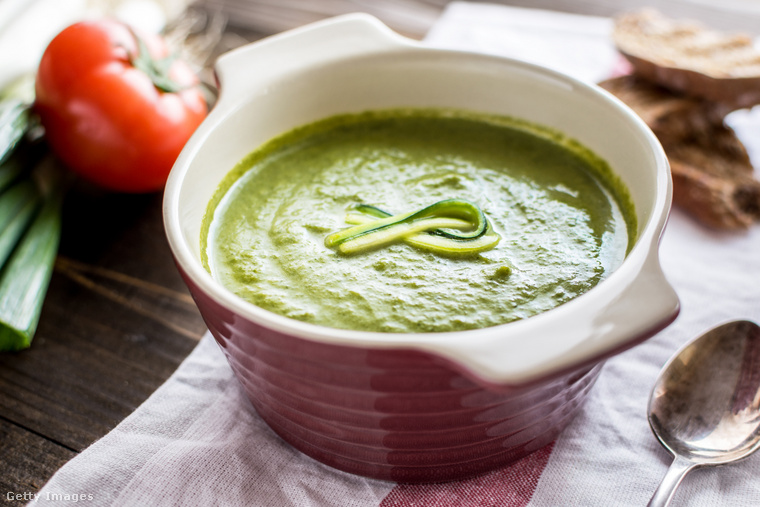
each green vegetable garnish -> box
[0,186,62,351]
[0,75,64,352]
[325,199,501,256]
[0,75,34,165]
[0,180,40,267]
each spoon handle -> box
[647,455,696,507]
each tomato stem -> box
[127,28,188,94]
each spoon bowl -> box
[647,319,760,506]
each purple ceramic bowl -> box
[164,14,679,483]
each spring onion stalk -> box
[0,180,41,267]
[0,139,47,195]
[0,185,63,351]
[0,75,35,165]
[0,76,63,352]
[0,101,30,164]
[326,199,501,256]
[0,179,37,229]
[0,153,28,193]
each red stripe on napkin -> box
[380,443,554,507]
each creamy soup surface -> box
[203,109,635,333]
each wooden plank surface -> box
[0,418,75,500]
[2,1,759,504]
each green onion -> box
[0,185,63,351]
[0,74,35,165]
[0,180,41,267]
[0,101,31,164]
[326,199,501,256]
[0,76,64,352]
[0,153,29,193]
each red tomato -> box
[34,19,208,193]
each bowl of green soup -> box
[164,14,679,483]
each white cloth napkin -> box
[31,3,760,506]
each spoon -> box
[647,320,760,507]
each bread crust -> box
[613,9,760,107]
[599,75,760,229]
[598,75,730,142]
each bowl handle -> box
[427,239,680,388]
[213,14,413,108]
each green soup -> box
[203,109,635,333]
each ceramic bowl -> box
[163,14,679,483]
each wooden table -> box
[2,1,758,503]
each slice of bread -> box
[613,9,760,108]
[600,75,760,229]
[598,74,731,143]
[666,122,760,229]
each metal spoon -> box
[647,320,760,507]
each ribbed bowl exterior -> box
[185,271,602,483]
